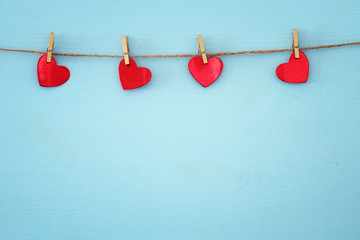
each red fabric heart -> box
[37,54,70,87]
[276,51,309,83]
[188,56,223,87]
[118,58,152,90]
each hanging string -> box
[0,42,359,58]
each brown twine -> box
[0,42,359,58]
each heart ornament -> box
[188,56,223,87]
[276,51,309,83]
[119,58,152,90]
[37,54,70,87]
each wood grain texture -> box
[0,0,360,240]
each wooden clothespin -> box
[122,35,130,65]
[47,32,54,63]
[197,34,207,64]
[293,29,299,59]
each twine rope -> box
[0,42,359,58]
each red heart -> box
[119,58,152,90]
[188,56,223,87]
[37,54,70,87]
[276,51,309,83]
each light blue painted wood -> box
[0,0,360,239]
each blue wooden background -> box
[1,0,360,239]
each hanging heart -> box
[37,54,70,87]
[118,58,152,90]
[276,51,309,83]
[188,56,223,87]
